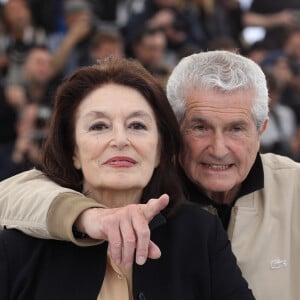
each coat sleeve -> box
[0,169,104,246]
[209,216,255,300]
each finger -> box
[147,240,161,260]
[131,207,151,265]
[143,194,169,221]
[119,217,137,268]
[107,224,122,265]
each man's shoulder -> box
[260,153,300,170]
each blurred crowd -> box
[1,0,300,181]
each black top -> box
[0,84,17,143]
[0,204,255,300]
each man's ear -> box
[259,117,269,138]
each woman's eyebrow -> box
[83,111,107,119]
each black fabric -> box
[0,85,17,143]
[0,204,254,300]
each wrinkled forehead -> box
[181,87,256,122]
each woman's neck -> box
[83,184,142,208]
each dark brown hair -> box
[41,57,183,213]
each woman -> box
[0,58,254,299]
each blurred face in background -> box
[23,48,53,85]
[155,0,179,8]
[90,41,124,61]
[284,32,300,60]
[3,0,31,31]
[133,31,167,68]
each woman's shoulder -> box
[172,202,218,223]
[0,229,47,260]
[165,202,222,237]
[0,228,36,246]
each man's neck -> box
[205,185,242,205]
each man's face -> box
[285,33,300,60]
[24,49,53,85]
[4,0,31,30]
[179,88,267,203]
[134,32,166,67]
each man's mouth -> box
[203,164,232,170]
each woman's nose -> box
[110,126,130,149]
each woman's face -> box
[72,83,160,197]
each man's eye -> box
[231,127,242,132]
[129,122,147,130]
[193,124,206,131]
[89,122,108,131]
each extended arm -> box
[0,169,103,244]
[242,10,297,28]
[0,169,168,266]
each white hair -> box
[166,50,269,131]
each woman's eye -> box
[129,122,147,130]
[89,122,108,131]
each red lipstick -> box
[104,156,137,167]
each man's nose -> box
[208,133,229,158]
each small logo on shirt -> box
[270,259,288,269]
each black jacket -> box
[0,204,255,300]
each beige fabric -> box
[227,153,300,300]
[98,255,132,300]
[48,193,104,246]
[0,169,104,246]
[0,169,80,238]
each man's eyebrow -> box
[228,119,249,127]
[189,116,208,123]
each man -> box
[1,51,300,300]
[130,26,172,87]
[5,47,55,171]
[0,0,47,84]
[46,0,97,78]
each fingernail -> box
[136,256,146,265]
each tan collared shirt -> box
[98,255,132,300]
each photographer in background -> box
[260,68,298,159]
[123,0,206,67]
[6,47,55,170]
[47,0,99,79]
[129,26,172,88]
